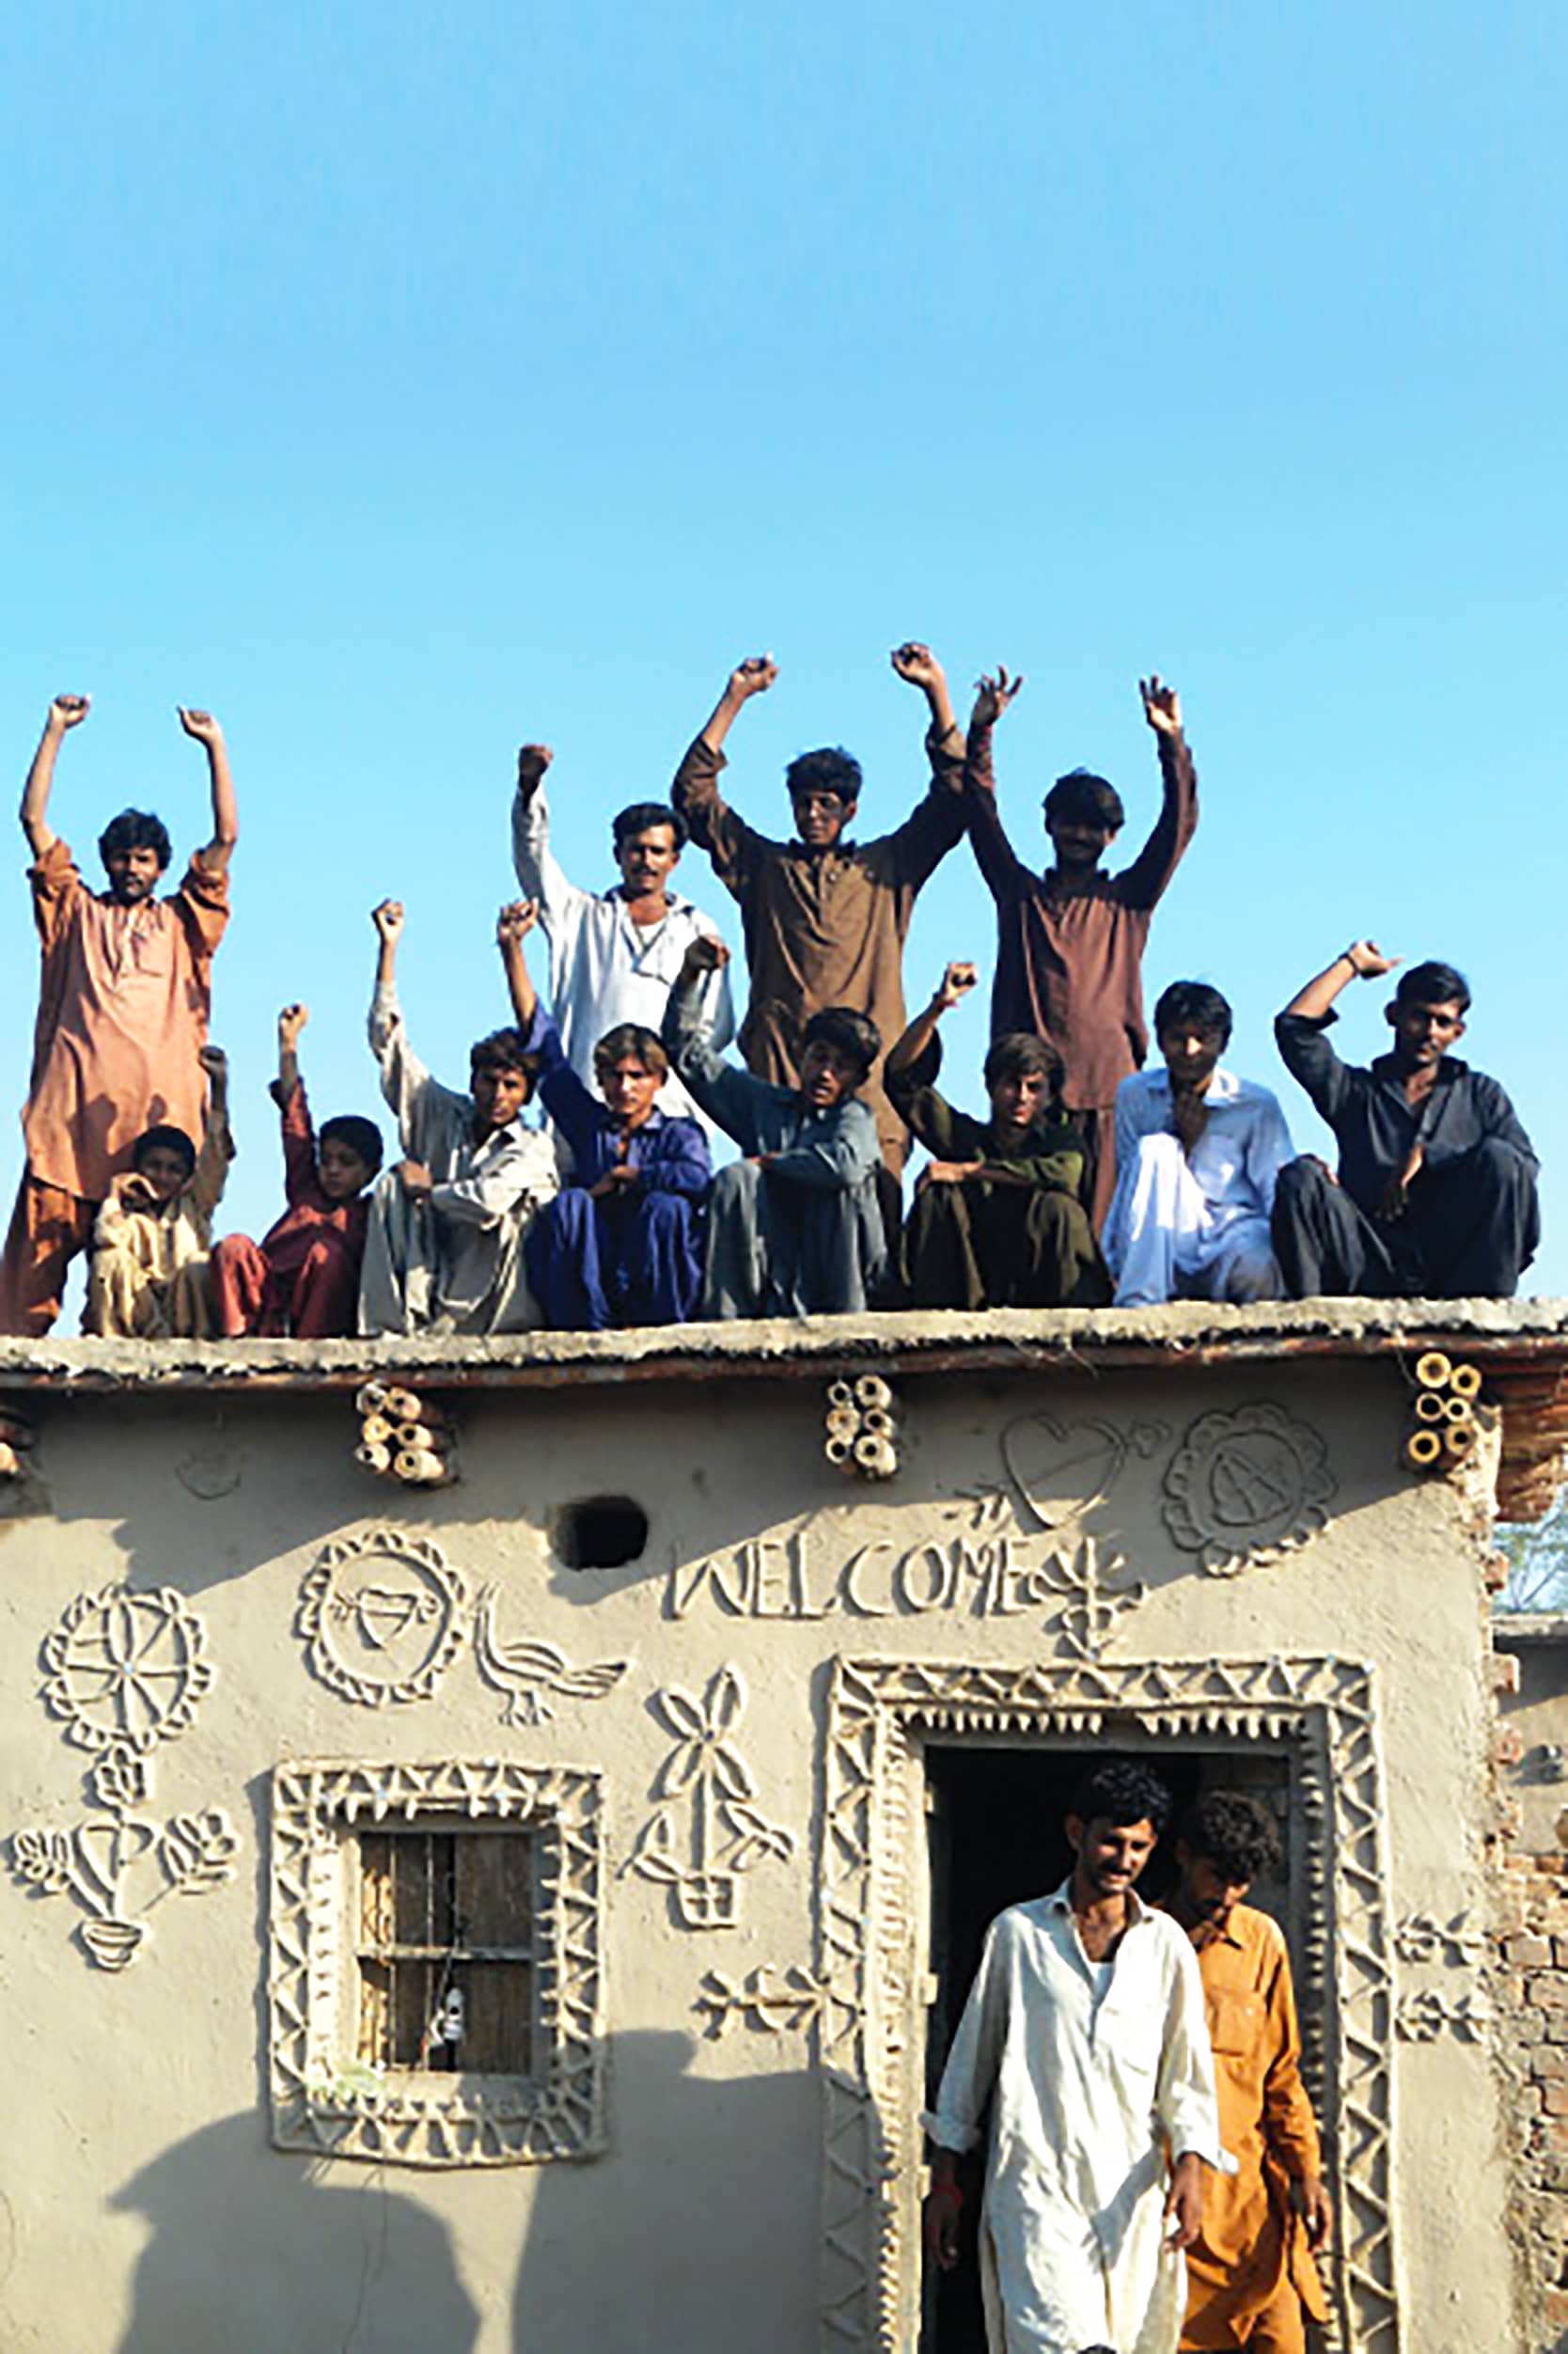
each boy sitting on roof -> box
[1102,981,1294,1307]
[662,936,886,1318]
[210,1004,384,1337]
[358,899,559,1337]
[494,900,710,1329]
[85,1045,233,1339]
[884,962,1109,1310]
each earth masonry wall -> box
[0,1342,1538,2351]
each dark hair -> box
[786,747,863,807]
[612,802,687,853]
[319,1115,384,1178]
[803,1006,881,1082]
[1153,981,1233,1050]
[469,1028,541,1087]
[99,808,172,872]
[1395,960,1470,1015]
[132,1123,196,1178]
[593,1023,669,1082]
[1067,1759,1172,1834]
[983,1030,1064,1097]
[1043,768,1124,832]
[1178,1790,1281,1885]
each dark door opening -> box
[920,1742,1291,2354]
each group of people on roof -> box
[0,649,1540,1341]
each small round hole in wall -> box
[555,1496,650,1570]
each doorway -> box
[918,1740,1292,2354]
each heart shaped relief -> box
[999,1415,1128,1530]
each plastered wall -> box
[0,1350,1521,2352]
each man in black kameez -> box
[1272,942,1538,1298]
[885,961,1109,1310]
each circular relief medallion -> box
[41,1584,213,1757]
[297,1529,469,1706]
[1161,1403,1336,1576]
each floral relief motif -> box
[629,1667,794,1929]
[41,1584,212,1756]
[1161,1403,1336,1576]
[11,1584,238,1971]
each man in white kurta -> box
[511,745,734,1134]
[1102,982,1294,1308]
[924,1766,1226,2354]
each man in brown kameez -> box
[964,665,1198,1229]
[0,694,237,1336]
[885,961,1108,1310]
[1166,1791,1332,2354]
[669,645,966,1173]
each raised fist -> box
[277,1003,309,1046]
[371,899,405,944]
[496,899,540,947]
[49,693,91,731]
[726,654,778,702]
[178,706,225,746]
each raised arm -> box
[510,742,587,934]
[1116,675,1199,908]
[661,936,762,1150]
[879,645,969,887]
[272,1004,320,1203]
[670,657,777,887]
[1279,940,1400,1023]
[21,695,91,858]
[496,898,541,1031]
[886,962,978,1090]
[697,654,778,760]
[191,1044,236,1215]
[178,708,238,875]
[962,670,1030,902]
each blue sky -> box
[3,2,1565,1299]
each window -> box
[269,1759,605,2168]
[356,1827,537,2076]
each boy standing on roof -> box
[670,644,967,1173]
[963,666,1198,1230]
[1,694,237,1336]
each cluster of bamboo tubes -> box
[353,1383,455,1486]
[824,1375,901,1482]
[1403,1350,1489,1474]
[0,1404,35,1481]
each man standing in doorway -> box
[924,1760,1225,2354]
[1165,1792,1331,2353]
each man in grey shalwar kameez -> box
[662,937,886,1317]
[359,899,559,1336]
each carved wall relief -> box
[9,1585,239,1970]
[297,1528,469,1706]
[268,1758,604,2167]
[474,1583,631,1725]
[1391,1908,1492,2042]
[815,1655,1396,2354]
[628,1667,794,1929]
[1161,1403,1336,1575]
[696,1964,830,2040]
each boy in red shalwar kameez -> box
[211,1004,383,1338]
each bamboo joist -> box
[354,1384,455,1487]
[823,1375,901,1482]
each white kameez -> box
[1102,1067,1294,1308]
[358,981,559,1337]
[924,1885,1226,2354]
[511,783,735,1135]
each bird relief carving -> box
[474,1585,631,1725]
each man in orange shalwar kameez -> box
[1167,1792,1333,2354]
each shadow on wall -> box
[511,2031,815,2354]
[111,2111,480,2353]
